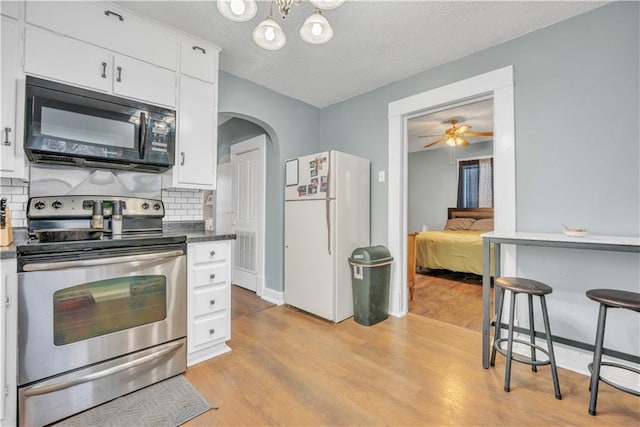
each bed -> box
[414,208,495,276]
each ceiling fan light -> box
[217,0,257,22]
[310,0,345,10]
[300,10,333,45]
[253,17,286,50]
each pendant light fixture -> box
[217,0,344,51]
[299,10,333,44]
[217,0,257,22]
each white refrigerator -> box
[284,150,370,322]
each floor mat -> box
[54,375,214,427]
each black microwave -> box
[24,76,175,173]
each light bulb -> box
[311,23,322,36]
[229,0,245,16]
[265,27,275,41]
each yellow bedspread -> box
[415,230,494,276]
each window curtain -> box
[457,158,493,208]
[478,158,493,208]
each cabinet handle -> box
[116,66,122,83]
[209,329,215,335]
[209,250,216,256]
[180,152,185,165]
[209,273,215,279]
[100,62,107,78]
[3,127,11,146]
[192,46,206,54]
[209,299,216,305]
[104,10,124,21]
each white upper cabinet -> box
[170,75,217,189]
[180,38,219,83]
[1,16,26,180]
[112,55,176,107]
[24,27,177,108]
[24,26,112,93]
[25,1,178,70]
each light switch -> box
[378,171,385,182]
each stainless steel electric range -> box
[16,165,187,426]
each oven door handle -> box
[22,249,184,272]
[22,340,184,397]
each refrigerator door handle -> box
[325,153,332,255]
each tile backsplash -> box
[161,189,204,221]
[0,178,205,227]
[0,178,28,228]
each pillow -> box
[470,218,494,231]
[444,218,476,231]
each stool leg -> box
[528,294,537,373]
[504,291,517,393]
[540,295,562,400]
[490,286,505,367]
[589,303,607,415]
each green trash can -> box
[349,245,394,326]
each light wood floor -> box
[409,270,491,332]
[185,290,639,426]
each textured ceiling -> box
[115,1,607,108]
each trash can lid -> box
[349,245,393,265]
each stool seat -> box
[495,277,553,296]
[586,289,640,312]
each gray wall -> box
[408,141,493,232]
[217,3,639,356]
[217,118,268,164]
[218,72,321,292]
[320,2,639,355]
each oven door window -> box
[53,275,167,346]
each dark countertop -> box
[0,224,235,260]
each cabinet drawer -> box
[194,243,228,264]
[193,314,226,347]
[193,286,226,316]
[180,39,217,83]
[194,264,227,287]
[26,2,177,70]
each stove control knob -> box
[34,200,46,210]
[141,202,149,210]
[153,203,161,211]
[52,200,63,209]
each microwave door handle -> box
[139,112,147,159]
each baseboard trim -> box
[262,287,284,305]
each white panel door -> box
[284,200,335,320]
[215,163,233,234]
[231,147,259,291]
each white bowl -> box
[563,227,587,237]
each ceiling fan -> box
[420,119,493,148]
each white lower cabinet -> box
[187,241,232,366]
[0,258,17,427]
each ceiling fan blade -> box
[456,125,471,134]
[418,134,445,138]
[424,137,446,148]
[462,131,494,137]
[460,139,470,146]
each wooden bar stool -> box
[585,289,640,416]
[490,277,562,399]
